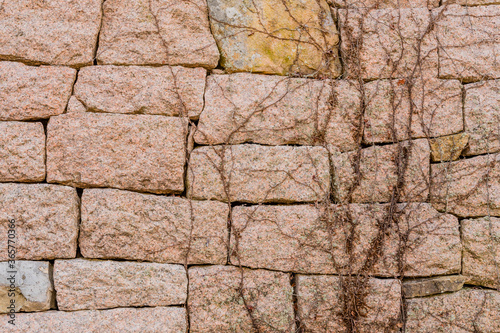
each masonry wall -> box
[0,0,499,332]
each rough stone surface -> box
[0,307,187,333]
[430,133,469,162]
[0,0,103,67]
[0,261,54,313]
[66,96,86,113]
[46,113,187,194]
[333,139,430,203]
[0,184,79,260]
[74,66,206,119]
[297,275,401,333]
[364,79,463,143]
[332,0,440,8]
[445,0,500,4]
[0,62,76,120]
[0,122,45,182]
[54,259,187,310]
[431,153,500,217]
[187,144,330,203]
[207,0,341,76]
[462,217,500,289]
[435,5,500,81]
[339,8,437,79]
[80,188,228,265]
[464,80,500,156]
[97,0,219,68]
[403,275,465,298]
[188,265,295,332]
[406,289,500,333]
[195,74,361,151]
[231,203,460,276]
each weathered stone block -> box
[333,139,430,203]
[80,188,228,265]
[54,259,187,310]
[188,265,295,332]
[207,0,341,76]
[0,184,78,260]
[0,306,187,333]
[0,62,75,120]
[332,0,440,8]
[74,65,206,119]
[46,113,187,194]
[195,74,361,151]
[230,203,461,276]
[403,275,465,298]
[431,153,500,217]
[406,289,500,332]
[364,79,463,143]
[297,275,401,332]
[339,8,437,79]
[434,5,500,81]
[0,261,54,313]
[430,133,469,162]
[0,0,103,67]
[462,217,500,289]
[97,0,219,68]
[445,0,500,4]
[464,80,500,156]
[187,144,330,203]
[0,122,45,182]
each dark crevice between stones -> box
[291,273,304,333]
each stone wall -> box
[0,0,499,332]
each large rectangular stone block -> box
[364,78,463,143]
[207,0,341,76]
[333,139,430,203]
[188,265,295,332]
[462,217,500,289]
[464,80,500,156]
[74,65,206,119]
[0,0,103,67]
[0,62,76,120]
[195,74,361,151]
[0,306,187,333]
[97,0,219,68]
[339,8,437,79]
[54,259,187,310]
[230,203,461,276]
[187,144,330,203]
[431,153,500,217]
[297,275,401,332]
[0,184,79,260]
[434,5,500,81]
[80,188,228,265]
[0,261,54,313]
[46,113,187,194]
[406,289,500,333]
[0,122,45,182]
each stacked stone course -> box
[0,0,499,332]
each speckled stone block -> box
[230,203,461,276]
[196,74,361,151]
[0,0,103,67]
[297,275,401,332]
[187,144,330,203]
[54,259,187,310]
[333,139,430,203]
[0,307,187,333]
[80,188,228,265]
[188,265,295,332]
[332,0,439,8]
[431,153,500,217]
[46,113,187,194]
[0,184,79,260]
[403,275,465,298]
[74,65,206,119]
[0,62,75,120]
[0,121,45,182]
[97,0,219,68]
[406,289,500,333]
